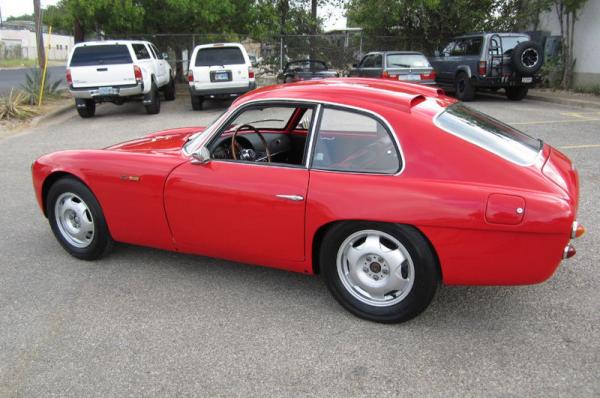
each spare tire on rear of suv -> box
[511,40,543,75]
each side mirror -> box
[161,52,169,60]
[191,146,211,164]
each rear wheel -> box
[191,95,203,110]
[144,81,161,114]
[455,72,475,101]
[163,76,176,101]
[76,99,95,118]
[321,222,439,323]
[46,177,112,260]
[506,86,529,101]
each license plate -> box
[399,74,420,81]
[215,72,229,81]
[98,87,117,96]
[521,77,533,83]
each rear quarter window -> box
[195,47,245,67]
[70,45,132,66]
[435,103,542,166]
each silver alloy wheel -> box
[54,192,95,248]
[521,48,539,68]
[336,229,415,307]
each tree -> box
[33,0,45,70]
[553,0,587,89]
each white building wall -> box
[537,0,600,86]
[0,29,74,61]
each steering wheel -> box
[231,124,272,163]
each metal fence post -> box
[279,36,283,71]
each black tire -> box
[76,99,95,118]
[191,95,203,111]
[163,76,176,101]
[505,86,529,101]
[145,81,161,114]
[455,72,475,101]
[511,40,543,75]
[46,177,113,260]
[321,222,439,323]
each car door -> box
[352,54,370,77]
[150,43,169,85]
[163,103,314,264]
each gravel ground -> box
[0,88,598,397]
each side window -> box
[151,44,162,59]
[312,107,400,174]
[373,54,383,68]
[465,37,483,56]
[132,44,151,60]
[442,41,455,56]
[450,40,466,56]
[361,55,374,68]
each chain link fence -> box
[106,32,427,81]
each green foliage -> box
[574,84,600,96]
[539,56,563,88]
[0,90,39,121]
[6,14,35,22]
[20,69,63,105]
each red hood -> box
[105,127,205,154]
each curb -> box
[525,93,600,110]
[30,101,73,128]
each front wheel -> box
[46,177,113,260]
[505,86,529,101]
[321,222,439,323]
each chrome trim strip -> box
[275,194,304,201]
[305,103,322,169]
[571,221,578,239]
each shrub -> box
[0,89,39,120]
[20,68,63,105]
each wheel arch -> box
[455,66,473,79]
[311,219,443,281]
[41,171,89,217]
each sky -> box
[0,0,347,31]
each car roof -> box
[194,42,245,50]
[235,77,451,114]
[73,40,150,47]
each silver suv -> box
[429,33,544,101]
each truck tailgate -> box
[71,64,136,89]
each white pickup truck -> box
[66,40,175,118]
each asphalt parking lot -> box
[0,87,598,397]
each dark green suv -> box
[429,33,544,101]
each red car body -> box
[32,78,580,286]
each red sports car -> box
[31,78,584,323]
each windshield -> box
[436,103,542,166]
[386,54,430,68]
[501,35,530,52]
[286,61,327,72]
[195,47,245,66]
[70,45,132,66]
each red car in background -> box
[31,78,584,323]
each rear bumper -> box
[69,82,144,100]
[189,82,256,98]
[473,75,541,88]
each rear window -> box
[70,45,132,66]
[286,61,327,72]
[435,103,542,166]
[500,36,530,51]
[195,47,245,67]
[386,54,430,68]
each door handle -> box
[275,194,304,201]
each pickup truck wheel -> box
[191,95,203,111]
[321,222,439,323]
[455,72,475,101]
[164,77,176,101]
[506,86,529,101]
[76,99,95,118]
[145,82,161,114]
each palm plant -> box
[20,68,63,105]
[0,89,39,120]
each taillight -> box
[420,71,436,80]
[187,70,194,82]
[479,60,487,76]
[133,65,142,82]
[572,222,586,239]
[381,70,390,78]
[66,68,72,85]
[248,67,255,79]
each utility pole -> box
[34,0,46,70]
